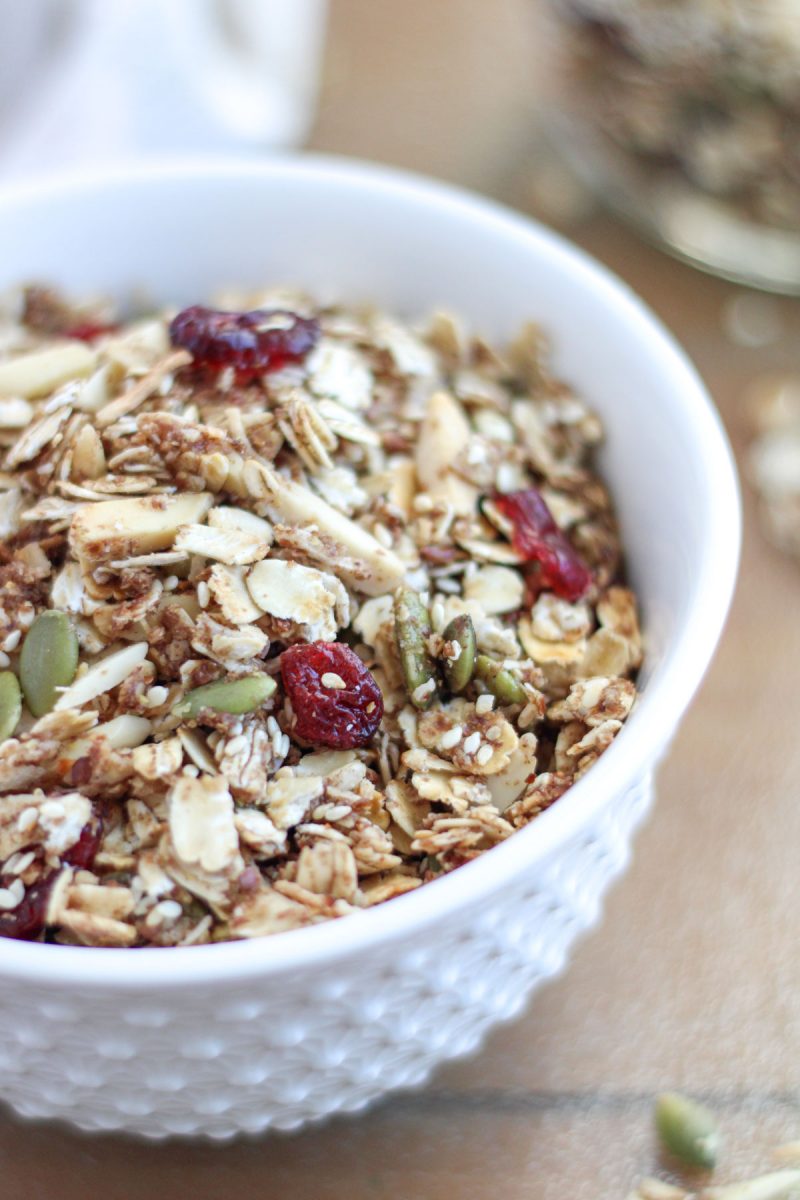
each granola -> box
[544,1,800,239]
[0,284,641,946]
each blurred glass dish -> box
[537,0,800,292]
[0,0,328,177]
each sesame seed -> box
[0,887,20,910]
[164,575,179,591]
[197,581,210,609]
[2,629,21,652]
[146,685,169,708]
[412,678,436,705]
[439,725,463,750]
[4,850,35,876]
[157,899,183,923]
[476,744,494,766]
[485,725,503,742]
[462,731,481,755]
[17,807,38,834]
[0,652,9,669]
[321,672,347,690]
[475,694,495,714]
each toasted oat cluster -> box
[0,283,641,947]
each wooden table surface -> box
[6,3,800,1196]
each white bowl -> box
[0,157,739,1139]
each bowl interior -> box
[0,157,739,981]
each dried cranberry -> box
[493,487,593,602]
[63,813,103,870]
[0,872,56,941]
[64,320,118,342]
[280,642,383,749]
[169,305,319,381]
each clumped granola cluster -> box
[0,283,641,947]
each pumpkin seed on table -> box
[0,671,21,740]
[474,654,527,705]
[442,613,476,694]
[655,1091,720,1170]
[19,611,79,717]
[173,673,276,719]
[394,588,437,709]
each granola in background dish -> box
[0,283,641,947]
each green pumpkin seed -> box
[0,671,21,741]
[442,614,476,694]
[174,673,276,719]
[655,1092,719,1170]
[394,588,437,709]
[474,654,528,705]
[19,611,79,718]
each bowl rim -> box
[0,154,740,987]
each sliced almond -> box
[415,390,477,515]
[175,727,217,775]
[207,505,273,544]
[93,714,152,749]
[0,397,33,428]
[71,424,106,481]
[0,342,96,399]
[54,641,149,711]
[239,462,404,596]
[95,348,191,427]
[486,733,538,812]
[293,750,358,777]
[386,456,417,517]
[70,491,213,566]
[59,908,138,947]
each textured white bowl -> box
[0,158,739,1139]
